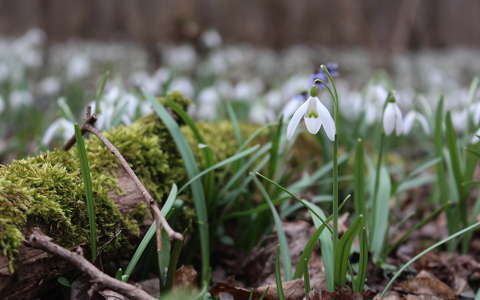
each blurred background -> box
[1,0,480,163]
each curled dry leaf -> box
[394,272,456,300]
[173,265,198,288]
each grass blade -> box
[254,176,292,281]
[165,100,217,202]
[178,145,259,193]
[225,101,242,145]
[353,227,368,293]
[267,118,283,181]
[146,91,210,283]
[57,97,75,122]
[446,112,467,228]
[275,247,286,300]
[335,215,364,286]
[123,184,178,281]
[293,222,328,279]
[74,124,97,261]
[353,138,365,217]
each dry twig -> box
[27,229,156,300]
[63,107,183,252]
[63,106,98,151]
[84,123,183,247]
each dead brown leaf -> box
[395,272,456,300]
[173,265,198,289]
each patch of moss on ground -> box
[0,92,260,271]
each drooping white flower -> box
[286,96,335,141]
[383,101,403,136]
[9,90,34,110]
[403,111,430,135]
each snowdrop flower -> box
[67,55,91,80]
[286,94,335,141]
[451,109,468,133]
[38,76,61,95]
[367,84,388,105]
[170,77,194,99]
[250,103,275,124]
[9,90,34,110]
[42,118,74,145]
[383,97,403,136]
[403,111,430,135]
[201,30,222,48]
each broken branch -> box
[27,229,156,300]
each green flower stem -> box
[321,65,340,288]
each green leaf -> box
[146,92,210,282]
[293,222,328,279]
[178,145,259,193]
[165,100,217,202]
[353,139,365,217]
[268,118,283,181]
[303,201,334,291]
[353,227,368,293]
[220,143,271,195]
[254,177,292,281]
[434,96,458,243]
[75,124,97,261]
[370,166,391,259]
[446,112,467,227]
[275,247,286,300]
[123,184,178,281]
[225,101,242,145]
[57,97,75,122]
[335,215,364,286]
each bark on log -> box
[0,93,247,299]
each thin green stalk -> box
[321,64,340,288]
[74,124,97,262]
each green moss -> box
[0,92,259,271]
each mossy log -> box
[0,93,252,300]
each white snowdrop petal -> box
[394,105,404,135]
[315,99,336,141]
[383,103,396,135]
[304,117,322,134]
[286,99,309,139]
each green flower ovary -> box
[306,110,319,118]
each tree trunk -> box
[0,93,244,299]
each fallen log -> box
[0,92,250,299]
